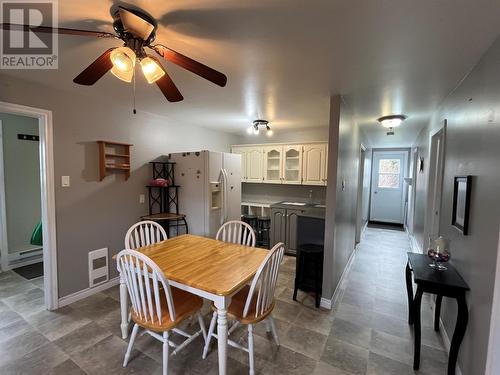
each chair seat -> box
[212,285,275,324]
[132,287,203,332]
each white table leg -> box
[215,297,230,375]
[120,275,129,339]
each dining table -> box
[117,234,269,375]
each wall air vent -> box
[88,248,109,287]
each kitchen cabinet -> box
[232,146,247,181]
[283,145,303,184]
[246,146,264,182]
[303,143,327,185]
[263,145,284,183]
[271,208,286,246]
[271,206,309,255]
[285,208,304,253]
[232,142,327,186]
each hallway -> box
[324,226,449,374]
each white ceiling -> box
[3,0,500,147]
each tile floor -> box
[0,227,448,374]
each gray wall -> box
[0,113,41,254]
[0,74,240,297]
[323,95,368,299]
[410,36,500,375]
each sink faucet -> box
[308,189,314,205]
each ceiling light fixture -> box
[377,114,407,128]
[110,46,136,82]
[248,120,272,136]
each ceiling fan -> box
[0,6,227,103]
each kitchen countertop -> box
[270,201,326,210]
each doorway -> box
[370,150,409,224]
[425,122,446,240]
[0,101,57,310]
[355,144,367,244]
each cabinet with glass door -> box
[283,145,303,184]
[263,146,283,183]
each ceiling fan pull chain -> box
[132,65,137,114]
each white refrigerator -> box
[169,151,242,238]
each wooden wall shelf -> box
[97,140,133,181]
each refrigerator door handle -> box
[223,168,229,223]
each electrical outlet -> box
[139,194,145,204]
[61,176,70,187]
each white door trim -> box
[0,121,8,272]
[486,226,500,374]
[0,101,58,310]
[355,144,367,243]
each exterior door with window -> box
[370,151,408,224]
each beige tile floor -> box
[0,227,448,374]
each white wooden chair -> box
[202,242,285,375]
[117,249,206,375]
[216,220,256,247]
[125,220,167,249]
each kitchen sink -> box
[281,202,307,206]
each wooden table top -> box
[131,234,269,296]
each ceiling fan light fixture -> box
[110,46,136,82]
[377,114,407,128]
[253,126,260,135]
[140,56,165,84]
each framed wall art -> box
[452,176,472,235]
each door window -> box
[378,159,401,188]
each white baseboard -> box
[320,247,357,310]
[58,276,119,308]
[439,318,463,375]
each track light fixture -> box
[247,120,272,136]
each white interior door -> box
[370,151,408,224]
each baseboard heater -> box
[8,247,43,269]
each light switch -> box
[61,176,70,187]
[139,194,145,204]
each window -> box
[378,159,400,188]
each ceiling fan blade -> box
[73,48,115,85]
[152,58,183,102]
[0,23,116,38]
[151,44,227,87]
[117,6,154,40]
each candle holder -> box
[427,236,451,271]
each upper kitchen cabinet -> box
[263,145,284,183]
[245,146,264,182]
[283,145,303,184]
[231,142,327,186]
[232,146,247,181]
[303,143,328,185]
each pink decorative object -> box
[150,178,169,187]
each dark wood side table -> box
[406,253,470,375]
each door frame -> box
[486,226,500,374]
[0,101,58,310]
[424,120,447,241]
[370,149,409,224]
[355,144,367,243]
